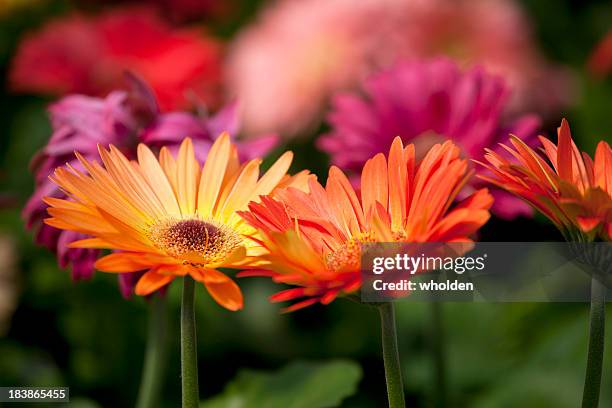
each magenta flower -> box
[23,91,135,281]
[24,78,278,296]
[318,58,541,219]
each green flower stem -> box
[378,302,406,408]
[581,276,606,408]
[431,302,447,408]
[181,276,199,408]
[136,294,168,408]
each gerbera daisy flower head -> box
[240,137,493,311]
[479,119,612,242]
[23,77,278,295]
[319,57,540,219]
[44,135,310,310]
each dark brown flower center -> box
[148,218,241,263]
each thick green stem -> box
[181,276,199,408]
[378,303,406,408]
[581,277,606,408]
[431,302,447,408]
[136,295,168,408]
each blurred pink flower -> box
[394,0,573,117]
[10,6,222,111]
[319,58,540,219]
[227,0,572,138]
[226,0,399,137]
[23,78,278,297]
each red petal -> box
[281,298,319,313]
[576,216,601,232]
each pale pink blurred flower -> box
[226,0,402,137]
[227,0,572,138]
[394,0,573,117]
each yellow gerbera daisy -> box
[44,133,311,310]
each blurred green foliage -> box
[201,360,362,408]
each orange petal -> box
[137,143,181,216]
[219,159,261,218]
[198,133,232,217]
[387,137,407,231]
[594,141,612,194]
[455,188,494,211]
[576,216,601,232]
[204,278,243,311]
[557,118,573,181]
[160,149,181,207]
[252,151,293,199]
[189,267,231,283]
[327,167,364,236]
[361,153,389,214]
[68,238,114,249]
[95,252,172,272]
[176,138,199,215]
[135,269,175,296]
[95,252,151,272]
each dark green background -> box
[1,0,611,406]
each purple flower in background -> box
[142,103,278,162]
[24,91,136,282]
[24,77,278,297]
[318,58,541,219]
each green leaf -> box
[201,360,362,408]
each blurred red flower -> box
[9,6,222,111]
[588,31,612,78]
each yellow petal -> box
[197,133,232,217]
[176,138,199,216]
[137,144,181,216]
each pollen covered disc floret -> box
[148,218,242,264]
[324,233,374,273]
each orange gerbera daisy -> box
[479,119,612,241]
[240,137,493,311]
[44,134,311,310]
